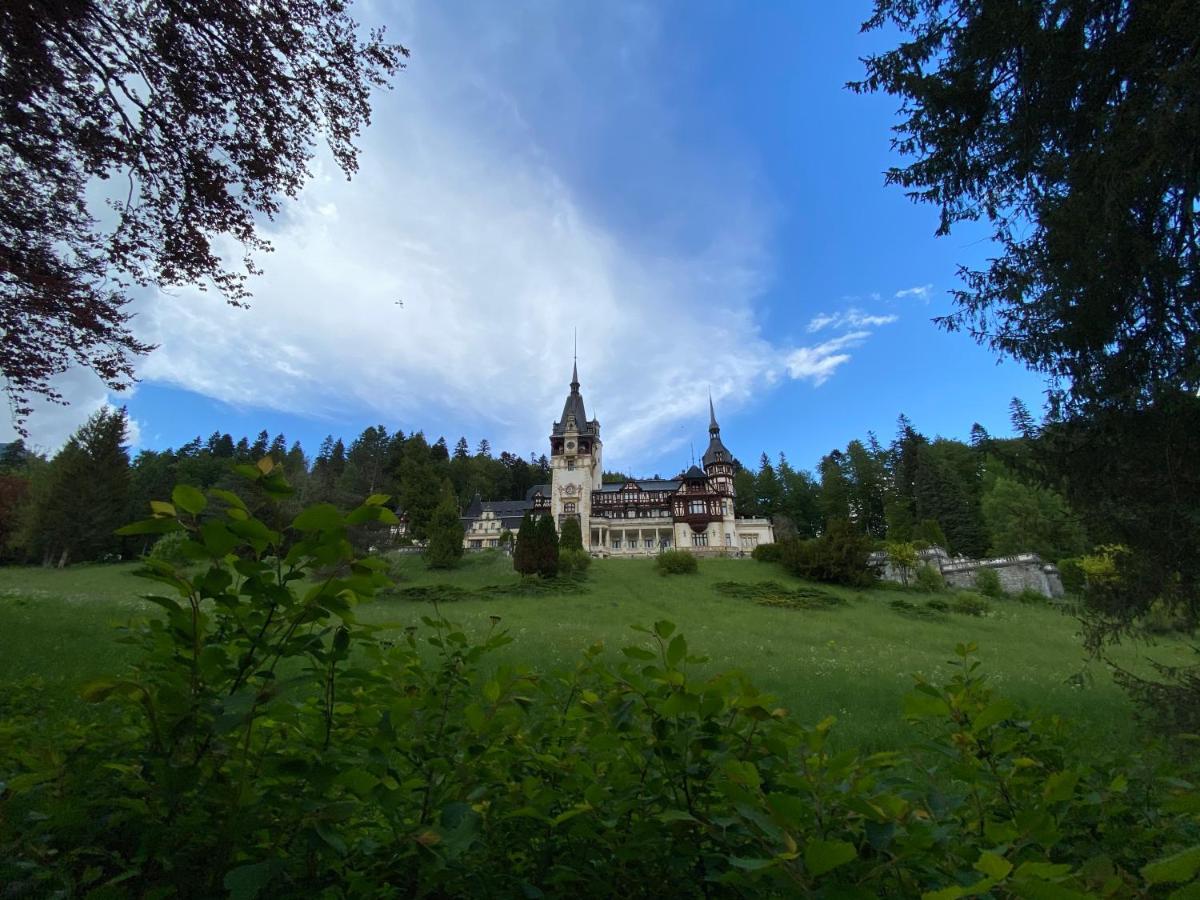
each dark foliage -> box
[0,1,407,427]
[655,549,697,575]
[780,519,874,588]
[854,0,1199,412]
[424,494,464,569]
[512,513,537,576]
[558,516,583,551]
[534,514,559,578]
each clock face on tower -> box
[566,440,575,450]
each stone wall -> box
[870,548,1064,598]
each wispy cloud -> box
[120,0,781,470]
[784,331,871,386]
[807,308,898,333]
[895,283,934,301]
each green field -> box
[0,552,1188,750]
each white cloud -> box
[806,307,898,333]
[0,369,142,455]
[895,283,934,301]
[784,331,871,386]
[124,1,781,471]
[10,1,888,469]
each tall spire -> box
[570,330,580,392]
[709,391,719,432]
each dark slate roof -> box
[682,465,708,480]
[595,479,681,493]
[551,360,598,436]
[524,482,550,501]
[701,396,732,468]
[480,499,532,516]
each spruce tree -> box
[513,513,537,575]
[424,492,464,569]
[559,516,583,551]
[21,407,130,566]
[535,514,559,578]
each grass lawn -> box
[0,551,1189,751]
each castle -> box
[462,362,775,555]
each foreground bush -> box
[2,477,1198,898]
[656,548,698,575]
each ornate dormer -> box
[701,395,735,497]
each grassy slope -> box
[0,552,1189,750]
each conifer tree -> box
[424,490,464,569]
[535,514,560,578]
[18,407,130,566]
[513,513,537,575]
[559,516,583,551]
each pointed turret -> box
[701,395,731,469]
[553,358,595,436]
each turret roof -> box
[552,359,597,436]
[701,396,732,468]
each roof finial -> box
[690,441,695,466]
[709,390,718,431]
[570,330,580,392]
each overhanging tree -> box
[855,0,1200,719]
[853,1,1198,410]
[0,1,407,428]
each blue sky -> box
[7,0,1047,475]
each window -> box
[470,540,482,549]
[567,459,575,471]
[612,538,621,549]
[688,499,706,515]
[691,532,708,547]
[564,501,576,513]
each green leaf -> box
[550,803,593,827]
[729,857,775,871]
[115,517,184,536]
[621,646,656,660]
[903,690,950,719]
[291,503,343,532]
[657,810,699,824]
[1168,883,1200,900]
[365,493,391,506]
[224,861,275,900]
[972,699,1016,733]
[666,633,687,667]
[1143,846,1200,886]
[1043,770,1080,803]
[653,619,676,639]
[209,488,248,511]
[805,839,856,877]
[150,500,176,516]
[200,520,239,557]
[171,484,207,515]
[975,850,1012,880]
[922,887,968,900]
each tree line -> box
[734,399,1086,564]
[2,395,1095,570]
[0,413,555,566]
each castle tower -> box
[701,394,735,497]
[549,358,602,536]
